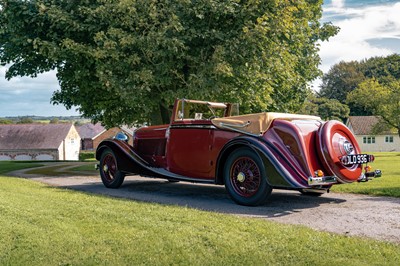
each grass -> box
[0,161,43,175]
[331,152,400,197]
[0,176,399,265]
[22,162,98,176]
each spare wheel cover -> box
[317,120,362,183]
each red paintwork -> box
[103,99,376,190]
[134,124,168,168]
[134,119,239,179]
[317,121,362,183]
[263,119,325,184]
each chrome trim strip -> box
[219,121,251,128]
[170,124,217,130]
[148,167,214,183]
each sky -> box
[1,0,400,117]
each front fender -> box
[96,139,152,176]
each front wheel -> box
[99,148,125,188]
[223,147,272,206]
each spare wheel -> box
[316,120,362,183]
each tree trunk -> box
[149,101,171,125]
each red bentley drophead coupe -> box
[96,99,381,206]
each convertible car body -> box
[96,99,381,206]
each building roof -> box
[346,116,393,135]
[0,123,74,150]
[76,123,105,139]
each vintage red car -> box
[96,99,381,206]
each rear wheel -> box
[223,147,272,206]
[99,149,125,188]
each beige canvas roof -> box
[212,112,321,135]
[0,124,74,150]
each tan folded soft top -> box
[211,112,321,135]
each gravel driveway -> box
[9,163,400,244]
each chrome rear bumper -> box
[308,175,337,186]
[358,170,382,182]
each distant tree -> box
[347,78,400,136]
[0,0,338,127]
[362,54,400,84]
[17,117,33,124]
[319,54,400,116]
[50,118,59,124]
[0,118,12,124]
[300,93,349,122]
[74,120,85,127]
[318,61,367,115]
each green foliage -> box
[49,117,59,124]
[300,93,350,122]
[347,78,400,136]
[0,118,12,124]
[0,161,43,174]
[0,0,337,126]
[319,61,366,103]
[79,151,95,161]
[319,60,368,116]
[0,175,399,265]
[319,54,400,116]
[363,54,400,83]
[16,117,34,124]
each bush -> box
[79,151,95,161]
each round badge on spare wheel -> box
[316,120,362,183]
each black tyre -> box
[223,147,272,206]
[99,148,125,188]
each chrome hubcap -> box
[237,172,245,182]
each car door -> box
[166,120,215,179]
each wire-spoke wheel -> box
[224,147,272,206]
[99,149,125,188]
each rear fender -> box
[216,137,297,188]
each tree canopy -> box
[347,78,400,136]
[0,0,338,127]
[319,54,400,116]
[299,93,349,122]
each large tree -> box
[347,78,400,136]
[299,93,349,122]
[319,54,400,116]
[0,0,337,126]
[318,60,367,115]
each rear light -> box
[315,170,324,177]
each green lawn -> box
[0,161,43,175]
[331,152,400,197]
[0,176,399,265]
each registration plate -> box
[341,154,374,166]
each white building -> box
[0,123,81,161]
[346,116,399,152]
